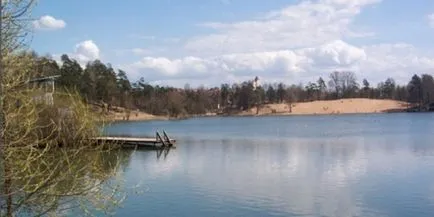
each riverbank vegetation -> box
[1,44,129,217]
[1,1,131,216]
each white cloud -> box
[120,0,434,87]
[128,56,215,78]
[124,40,367,83]
[428,13,434,28]
[185,0,380,56]
[301,40,367,67]
[54,40,101,66]
[361,43,434,83]
[33,15,66,30]
[73,40,100,64]
[124,39,434,87]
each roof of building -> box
[28,75,61,83]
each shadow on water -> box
[156,148,172,160]
[113,143,174,160]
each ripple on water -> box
[107,114,434,217]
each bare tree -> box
[317,77,326,100]
[0,2,132,216]
[341,71,359,98]
[328,71,340,98]
[328,71,358,98]
[1,2,37,216]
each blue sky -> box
[31,0,434,87]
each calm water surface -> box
[104,113,434,217]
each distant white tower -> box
[253,76,260,90]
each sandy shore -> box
[107,110,168,121]
[239,98,410,116]
[102,98,410,122]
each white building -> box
[253,76,260,90]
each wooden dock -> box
[91,131,176,149]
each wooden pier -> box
[92,131,176,149]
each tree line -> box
[27,52,434,117]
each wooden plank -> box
[90,132,177,150]
[91,136,176,144]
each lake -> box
[103,113,434,217]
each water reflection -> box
[104,114,434,217]
[179,139,368,216]
[156,147,172,160]
[121,136,434,217]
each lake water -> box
[103,113,434,217]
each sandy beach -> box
[240,98,409,116]
[106,110,168,121]
[104,98,410,121]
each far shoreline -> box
[107,109,416,124]
[106,98,419,122]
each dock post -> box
[156,132,167,148]
[163,131,173,147]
